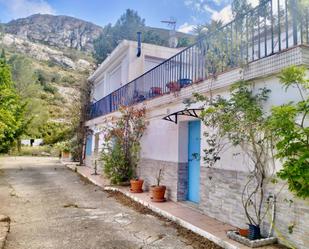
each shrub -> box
[100,106,147,184]
[269,66,309,198]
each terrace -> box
[89,0,308,120]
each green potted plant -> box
[101,106,148,190]
[55,141,71,160]
[150,168,166,202]
[190,81,275,240]
[166,81,180,92]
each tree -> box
[93,9,177,63]
[231,0,254,18]
[191,81,273,232]
[0,54,27,153]
[38,121,71,145]
[93,24,115,64]
[269,66,309,198]
[113,9,145,42]
[93,9,145,63]
[8,55,49,139]
[101,106,147,184]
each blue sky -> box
[0,0,247,33]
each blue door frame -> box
[187,120,201,203]
[86,135,92,156]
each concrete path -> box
[0,157,197,249]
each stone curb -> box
[0,215,10,249]
[64,163,241,249]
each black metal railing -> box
[90,0,308,119]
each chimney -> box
[136,32,141,57]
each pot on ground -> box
[130,179,144,193]
[238,228,249,237]
[248,224,261,240]
[150,185,166,202]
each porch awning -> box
[162,108,203,124]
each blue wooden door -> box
[188,120,201,203]
[86,135,92,156]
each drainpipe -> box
[267,193,276,237]
[136,31,141,57]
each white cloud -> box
[211,4,233,24]
[178,22,196,33]
[211,0,259,24]
[0,0,55,20]
[184,0,217,14]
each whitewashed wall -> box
[138,74,306,173]
[91,41,181,101]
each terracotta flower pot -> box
[238,228,249,237]
[61,151,70,159]
[151,87,162,95]
[150,185,166,202]
[130,179,144,193]
[166,82,180,92]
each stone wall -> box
[177,163,188,201]
[199,167,309,249]
[137,158,180,201]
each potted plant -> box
[166,81,180,92]
[150,87,162,96]
[190,82,275,241]
[101,106,148,187]
[55,141,71,160]
[178,78,192,88]
[130,178,144,193]
[238,228,249,237]
[150,168,166,202]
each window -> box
[144,56,164,72]
[108,65,122,94]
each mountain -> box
[5,14,103,52]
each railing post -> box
[291,0,298,45]
[179,53,182,80]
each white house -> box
[85,1,308,248]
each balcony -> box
[89,0,308,120]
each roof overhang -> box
[162,108,203,124]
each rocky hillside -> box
[1,33,93,71]
[5,14,103,52]
[0,15,97,126]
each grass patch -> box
[9,146,59,157]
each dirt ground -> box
[106,190,288,249]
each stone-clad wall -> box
[138,159,308,249]
[199,167,309,249]
[177,163,188,201]
[137,158,178,201]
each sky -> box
[0,0,259,33]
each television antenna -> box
[161,17,176,31]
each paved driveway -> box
[0,157,193,249]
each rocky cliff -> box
[5,14,103,52]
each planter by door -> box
[150,185,166,202]
[248,224,261,240]
[187,120,201,203]
[238,228,249,237]
[61,151,70,159]
[130,179,144,193]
